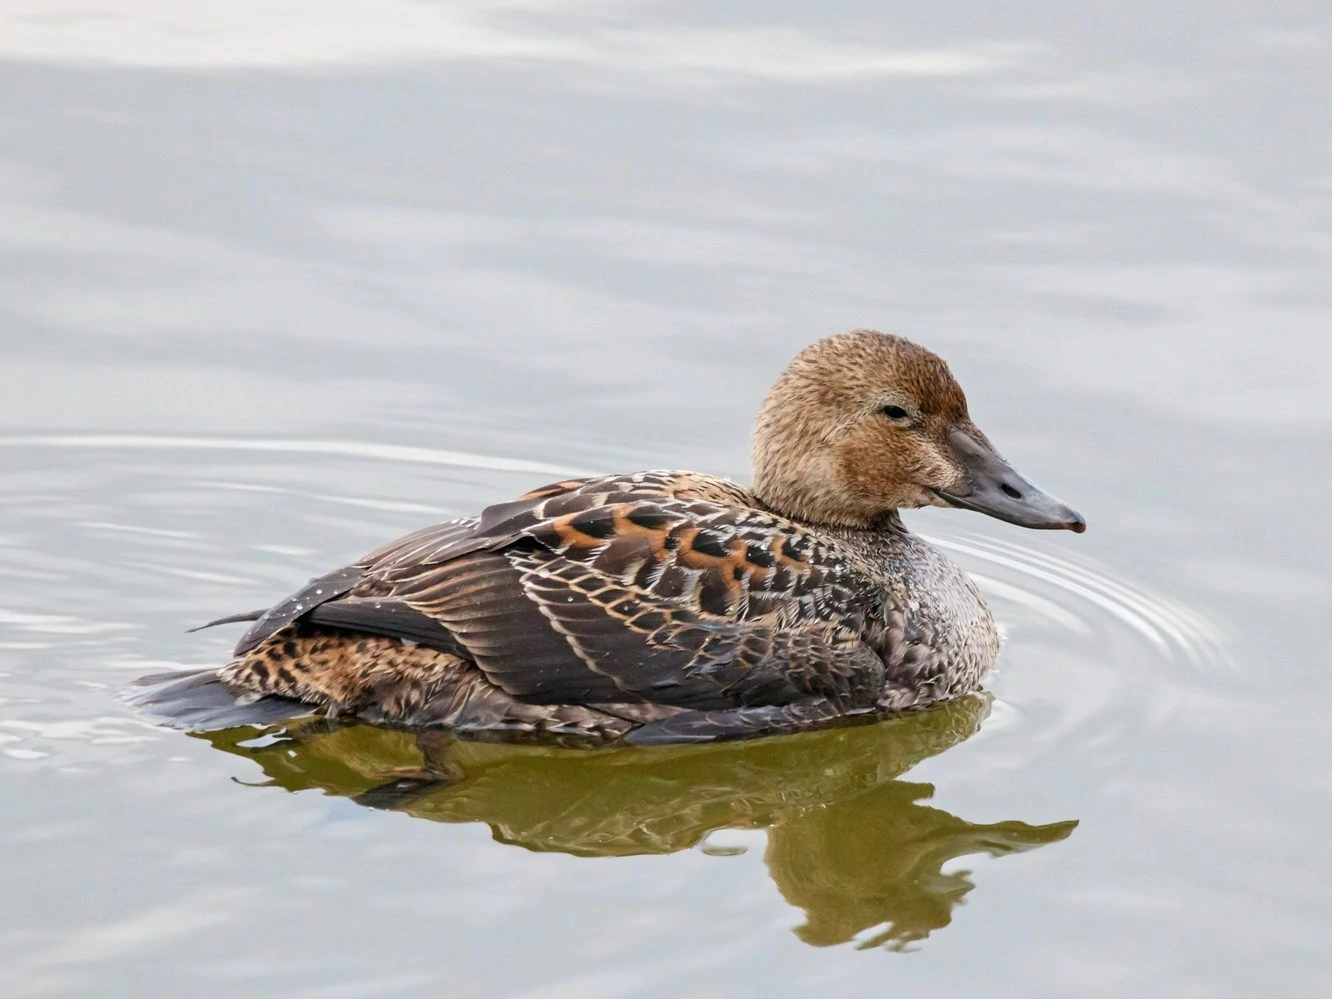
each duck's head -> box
[752,330,1085,533]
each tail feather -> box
[124,668,314,731]
[186,609,268,634]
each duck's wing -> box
[231,472,888,711]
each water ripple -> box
[0,433,581,477]
[0,432,1232,769]
[928,530,1233,675]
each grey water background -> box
[1,3,1329,996]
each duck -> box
[130,330,1084,745]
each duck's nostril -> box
[1000,483,1022,500]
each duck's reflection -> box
[198,695,1075,951]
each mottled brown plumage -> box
[130,330,1084,744]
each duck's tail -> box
[185,609,267,634]
[124,668,314,731]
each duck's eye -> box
[880,404,910,420]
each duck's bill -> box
[932,429,1086,533]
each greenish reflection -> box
[198,695,1075,951]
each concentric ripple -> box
[927,530,1233,675]
[0,432,1232,771]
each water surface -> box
[1,3,1329,997]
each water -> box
[1,3,1329,996]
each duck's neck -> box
[867,509,908,534]
[752,487,909,538]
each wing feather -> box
[211,472,892,713]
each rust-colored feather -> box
[184,471,905,737]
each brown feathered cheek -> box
[831,421,946,511]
